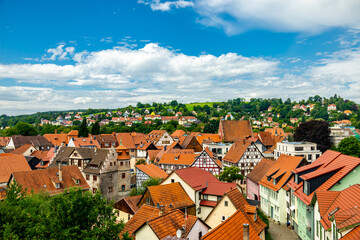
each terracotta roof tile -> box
[135,163,168,179]
[172,167,220,191]
[114,195,142,215]
[0,136,10,147]
[171,130,187,139]
[158,152,197,166]
[10,144,34,155]
[259,155,304,192]
[246,158,275,184]
[223,141,252,164]
[43,133,70,146]
[197,134,221,145]
[0,154,31,183]
[341,226,360,240]
[200,200,218,207]
[70,137,100,148]
[258,132,275,147]
[201,181,237,196]
[31,150,49,160]
[227,188,249,210]
[219,120,253,142]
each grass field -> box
[185,102,219,111]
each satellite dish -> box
[176,229,182,238]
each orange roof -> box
[259,155,304,192]
[201,181,237,196]
[265,127,285,137]
[67,130,78,137]
[10,144,34,155]
[70,137,100,148]
[246,158,275,184]
[158,152,197,166]
[227,188,249,210]
[140,182,195,210]
[219,120,253,142]
[146,130,169,144]
[197,134,222,144]
[0,136,10,147]
[0,154,31,183]
[223,141,252,164]
[31,150,49,160]
[122,205,160,237]
[143,209,200,239]
[288,150,360,206]
[341,226,360,240]
[317,185,360,231]
[171,167,220,191]
[12,165,89,195]
[43,133,69,146]
[257,132,275,147]
[135,164,168,179]
[171,129,187,139]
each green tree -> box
[78,118,89,137]
[130,177,162,196]
[91,121,100,135]
[4,122,38,136]
[0,185,128,239]
[293,120,331,152]
[337,136,360,157]
[135,159,146,165]
[218,166,244,182]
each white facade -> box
[259,185,287,224]
[274,142,322,162]
[202,142,232,160]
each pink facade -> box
[246,177,260,201]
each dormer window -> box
[273,178,277,185]
[295,173,299,184]
[55,183,60,189]
[304,181,310,195]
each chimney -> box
[55,129,57,134]
[243,224,249,240]
[58,163,63,181]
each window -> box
[110,162,113,166]
[109,174,112,179]
[295,147,304,151]
[122,173,126,179]
[93,188,97,193]
[221,216,226,222]
[114,161,116,166]
[108,186,113,193]
[93,175,97,181]
[78,160,81,167]
[197,208,201,214]
[171,179,175,183]
[198,231,202,239]
[311,146,315,150]
[203,195,208,200]
[217,196,222,201]
[86,174,90,180]
[55,183,60,189]
[146,197,150,204]
[224,201,228,207]
[121,162,123,166]
[308,154,312,161]
[122,185,125,191]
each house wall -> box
[199,206,213,220]
[155,132,174,147]
[191,151,221,176]
[297,199,313,240]
[274,142,321,162]
[259,185,287,224]
[187,219,209,240]
[205,195,237,229]
[135,224,159,240]
[135,168,150,188]
[114,209,132,224]
[246,177,259,201]
[329,165,360,191]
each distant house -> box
[135,163,168,188]
[327,104,337,111]
[218,120,253,143]
[0,154,32,186]
[93,134,118,148]
[146,130,174,147]
[68,136,100,148]
[178,116,198,125]
[170,129,188,141]
[190,147,222,176]
[8,165,89,195]
[6,135,54,150]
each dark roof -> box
[246,158,275,183]
[11,135,54,149]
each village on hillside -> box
[1,109,360,240]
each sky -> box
[1,0,360,115]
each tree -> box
[129,177,162,196]
[15,122,38,136]
[0,185,128,239]
[293,120,331,152]
[91,121,100,135]
[203,119,219,133]
[337,136,360,157]
[78,118,89,137]
[135,159,146,165]
[218,166,244,182]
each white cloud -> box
[138,0,194,11]
[42,44,75,61]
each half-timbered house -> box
[190,147,222,175]
[135,163,168,188]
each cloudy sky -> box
[1,0,360,115]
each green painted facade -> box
[330,165,360,191]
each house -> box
[135,163,168,188]
[190,148,222,176]
[43,130,74,147]
[6,135,54,150]
[171,129,188,142]
[161,116,178,124]
[274,141,322,162]
[178,116,198,125]
[0,154,32,187]
[327,104,337,111]
[259,155,306,224]
[287,150,360,240]
[290,118,299,124]
[146,130,174,147]
[10,144,37,156]
[67,136,100,148]
[197,134,221,145]
[35,147,58,169]
[178,135,203,153]
[114,132,147,159]
[0,136,11,147]
[157,150,197,173]
[113,195,141,223]
[137,182,196,215]
[202,142,232,160]
[329,127,355,147]
[144,114,161,121]
[246,158,275,202]
[222,140,264,183]
[134,209,210,240]
[50,146,131,201]
[218,120,253,143]
[256,132,275,150]
[204,188,266,240]
[314,185,360,240]
[136,142,158,159]
[8,165,89,195]
[74,113,81,119]
[92,134,118,148]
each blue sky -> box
[1,0,360,115]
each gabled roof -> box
[31,150,50,160]
[114,195,142,215]
[171,167,220,191]
[10,135,54,149]
[317,185,360,231]
[200,181,237,196]
[341,225,360,240]
[140,209,200,239]
[43,133,69,146]
[158,152,197,166]
[171,130,187,139]
[178,135,199,149]
[69,137,100,148]
[122,205,160,237]
[0,154,31,183]
[11,165,89,195]
[135,164,168,179]
[246,158,275,184]
[146,130,169,144]
[259,155,304,192]
[257,132,275,147]
[288,150,360,206]
[218,120,253,142]
[197,134,221,145]
[10,144,34,155]
[223,141,253,164]
[140,182,195,209]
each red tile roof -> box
[43,133,70,146]
[200,181,238,196]
[218,120,253,142]
[341,226,360,240]
[171,130,187,139]
[0,136,10,147]
[135,163,168,179]
[0,154,31,183]
[10,144,34,155]
[246,158,275,184]
[172,167,220,191]
[259,155,304,192]
[257,132,275,147]
[200,200,218,207]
